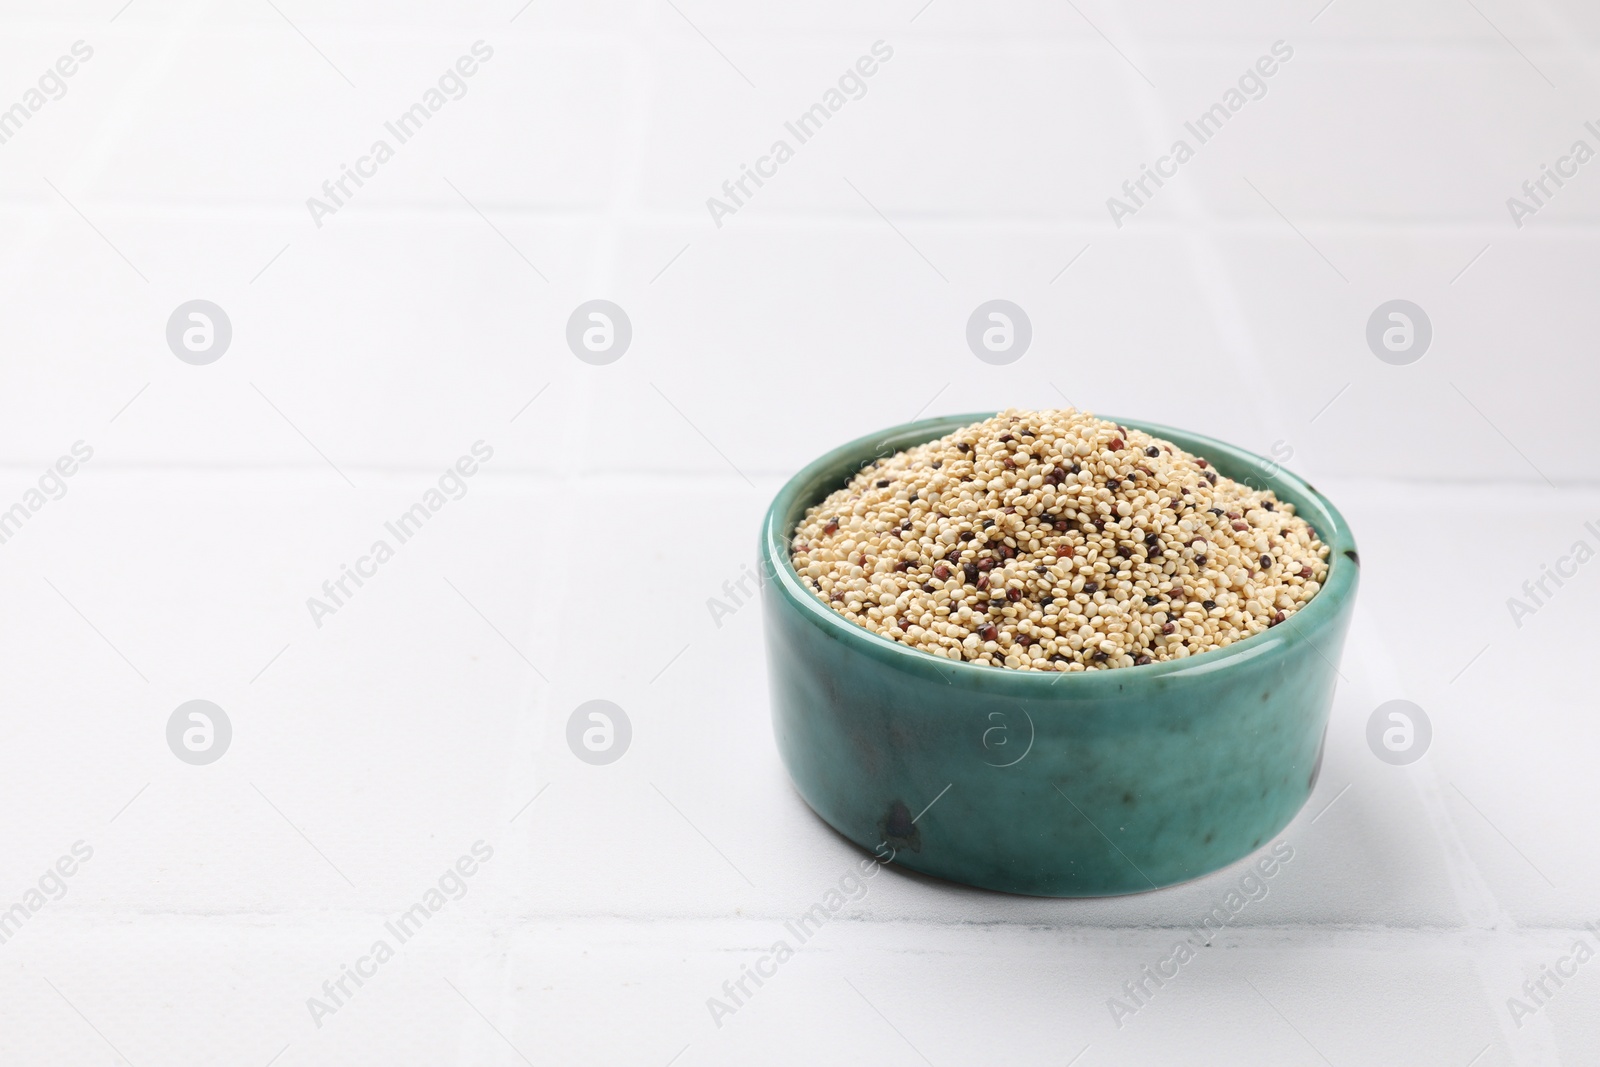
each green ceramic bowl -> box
[760,413,1358,897]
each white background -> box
[1,1,1597,1064]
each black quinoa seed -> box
[1145,446,1160,457]
[1084,582,1099,593]
[1144,595,1160,605]
[1203,600,1216,610]
[1092,650,1109,661]
[876,479,890,488]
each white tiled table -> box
[1,2,1596,1064]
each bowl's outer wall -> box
[760,414,1359,897]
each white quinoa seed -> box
[790,408,1331,672]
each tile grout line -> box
[1093,4,1300,481]
[479,2,664,1060]
[1347,604,1558,1065]
[0,0,211,297]
[22,910,1600,934]
[17,200,1600,234]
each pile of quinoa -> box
[790,409,1329,672]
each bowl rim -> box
[760,411,1359,692]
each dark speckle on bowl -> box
[881,800,921,853]
[1309,729,1327,790]
[1344,548,1360,566]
